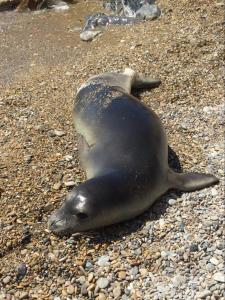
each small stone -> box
[3,276,11,284]
[53,182,62,190]
[113,286,121,298]
[196,290,212,298]
[24,154,33,163]
[98,293,106,300]
[88,273,94,282]
[168,199,176,205]
[211,188,218,196]
[213,272,225,282]
[16,263,27,281]
[64,181,76,187]
[65,71,73,76]
[118,271,126,280]
[130,266,139,276]
[44,203,54,212]
[19,292,29,299]
[210,257,220,265]
[64,155,73,161]
[50,129,65,137]
[48,253,57,261]
[67,285,75,295]
[81,283,88,295]
[96,277,109,289]
[139,268,148,277]
[97,255,109,266]
[78,276,86,284]
[85,261,93,269]
[190,243,199,252]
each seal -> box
[48,68,219,235]
[80,1,161,41]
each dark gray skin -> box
[48,69,219,235]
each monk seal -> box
[48,68,219,235]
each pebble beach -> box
[0,0,224,299]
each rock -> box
[98,293,106,300]
[19,292,29,299]
[97,255,110,266]
[136,4,161,20]
[16,263,27,281]
[190,243,199,252]
[168,199,176,205]
[2,276,11,284]
[80,30,102,42]
[49,129,65,137]
[139,268,148,277]
[66,285,75,295]
[196,290,212,298]
[24,154,33,163]
[64,155,73,161]
[118,271,126,280]
[130,266,139,276]
[81,283,88,295]
[64,181,76,187]
[96,277,109,289]
[113,286,121,298]
[210,257,220,265]
[213,272,225,283]
[211,188,218,196]
[65,71,73,76]
[78,276,86,284]
[53,182,62,190]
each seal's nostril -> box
[76,212,88,219]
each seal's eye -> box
[76,213,88,219]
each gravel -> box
[0,0,224,299]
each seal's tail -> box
[123,68,161,90]
[168,169,219,192]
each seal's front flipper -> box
[168,169,219,192]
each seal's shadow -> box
[80,146,184,245]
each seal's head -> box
[48,174,129,235]
[48,187,102,235]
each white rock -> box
[210,257,219,265]
[196,290,212,298]
[96,277,109,289]
[213,272,225,282]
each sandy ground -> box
[0,0,224,299]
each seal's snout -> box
[48,213,66,233]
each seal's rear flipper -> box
[132,76,161,90]
[168,170,219,192]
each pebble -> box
[211,188,218,196]
[97,255,110,266]
[50,129,65,137]
[19,292,29,299]
[210,257,220,265]
[16,263,27,281]
[24,154,33,163]
[113,286,122,298]
[2,276,11,284]
[96,278,109,289]
[64,181,76,187]
[139,268,148,277]
[168,198,176,205]
[213,272,225,283]
[52,182,62,190]
[118,271,126,280]
[196,290,212,298]
[66,285,75,295]
[98,293,106,300]
[190,243,199,252]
